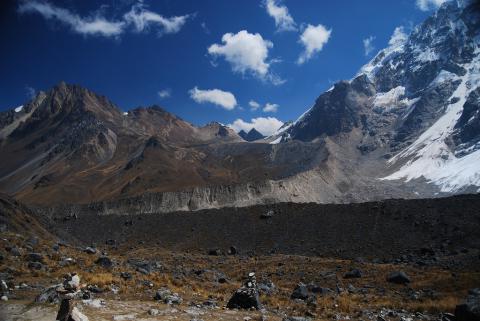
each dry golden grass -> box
[1,231,479,319]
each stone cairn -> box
[55,273,89,321]
[227,272,262,310]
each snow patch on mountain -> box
[383,54,480,192]
[14,105,23,113]
[373,86,406,108]
[269,136,282,144]
[358,27,408,81]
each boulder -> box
[386,271,411,284]
[35,284,61,303]
[291,282,309,300]
[84,247,97,254]
[227,286,261,310]
[120,272,132,280]
[228,246,238,255]
[26,252,44,263]
[95,256,113,268]
[59,258,76,267]
[28,261,43,270]
[455,288,480,321]
[154,287,183,304]
[208,249,222,256]
[344,269,362,279]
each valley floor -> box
[1,230,479,321]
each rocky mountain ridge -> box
[0,1,479,211]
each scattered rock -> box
[386,271,411,284]
[26,236,39,247]
[1,295,7,301]
[258,280,276,295]
[148,308,159,316]
[307,283,332,295]
[113,314,136,321]
[202,298,217,308]
[27,261,43,270]
[208,249,222,256]
[228,246,238,255]
[95,256,113,268]
[84,247,97,254]
[120,272,132,280]
[282,317,311,321]
[1,280,8,293]
[59,258,76,267]
[8,246,21,257]
[35,284,61,303]
[291,282,309,300]
[227,272,262,310]
[26,252,44,263]
[88,285,103,293]
[154,287,183,304]
[441,313,456,321]
[455,288,480,321]
[261,210,274,219]
[344,269,362,279]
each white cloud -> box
[388,26,408,47]
[249,100,261,110]
[363,36,375,56]
[264,0,296,32]
[208,30,282,84]
[18,1,124,37]
[158,89,171,98]
[228,117,284,136]
[416,0,448,11]
[189,87,237,110]
[123,2,191,35]
[297,24,332,65]
[263,103,279,113]
[18,1,190,38]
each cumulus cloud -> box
[297,24,332,65]
[228,117,284,136]
[264,0,296,32]
[388,26,408,47]
[263,103,279,113]
[249,100,261,110]
[363,36,375,56]
[17,1,191,38]
[189,87,237,110]
[416,0,449,11]
[208,30,283,84]
[158,89,171,98]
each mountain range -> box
[0,0,478,212]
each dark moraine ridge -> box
[38,193,480,259]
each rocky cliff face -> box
[283,0,480,194]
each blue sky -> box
[0,0,444,135]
